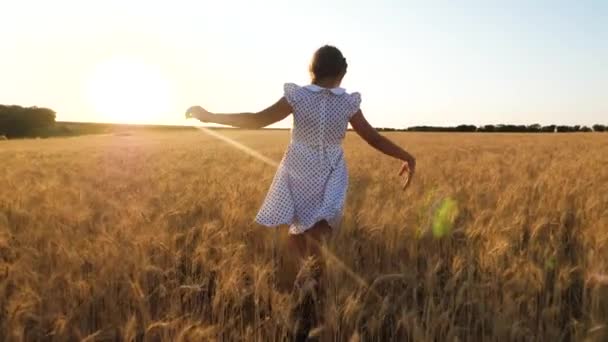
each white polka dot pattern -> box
[255,83,361,234]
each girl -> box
[186,45,416,276]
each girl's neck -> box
[313,78,341,89]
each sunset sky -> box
[1,0,606,128]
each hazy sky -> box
[1,0,606,128]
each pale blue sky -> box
[1,0,606,127]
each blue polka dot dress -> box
[255,83,362,234]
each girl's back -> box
[287,83,361,147]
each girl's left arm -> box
[186,97,292,129]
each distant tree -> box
[580,126,593,132]
[455,124,477,132]
[541,125,556,133]
[573,125,581,132]
[493,124,527,133]
[556,125,574,133]
[527,124,542,133]
[592,124,606,132]
[477,125,495,132]
[408,126,454,132]
[407,126,433,132]
[0,105,56,138]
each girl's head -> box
[309,45,348,85]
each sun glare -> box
[86,57,173,124]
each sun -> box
[86,57,173,124]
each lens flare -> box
[194,126,279,168]
[431,197,458,238]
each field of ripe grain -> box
[1,130,607,341]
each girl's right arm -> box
[350,110,416,189]
[186,97,292,129]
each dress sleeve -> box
[347,92,362,119]
[283,83,301,107]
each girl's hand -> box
[398,154,416,190]
[185,106,212,122]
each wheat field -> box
[0,130,607,341]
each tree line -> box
[379,124,607,133]
[1,104,606,138]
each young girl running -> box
[186,45,416,276]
